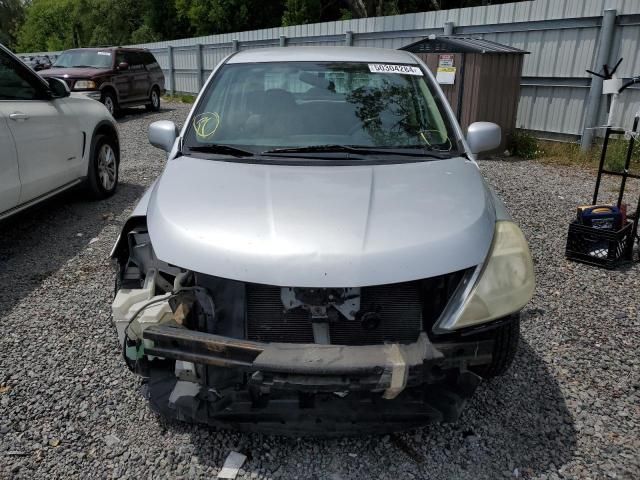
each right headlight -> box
[438,221,535,331]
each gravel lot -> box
[1,101,638,480]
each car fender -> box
[86,119,120,173]
[486,184,511,221]
[146,82,161,97]
[63,95,117,169]
[110,180,158,259]
[99,81,120,102]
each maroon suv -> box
[40,47,165,115]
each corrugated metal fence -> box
[25,0,640,142]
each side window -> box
[0,51,42,101]
[142,52,159,70]
[115,51,126,67]
[124,52,144,71]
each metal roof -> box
[401,36,529,54]
[228,46,418,64]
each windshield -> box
[53,50,113,69]
[183,61,458,156]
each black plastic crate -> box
[565,221,634,269]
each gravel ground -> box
[1,101,639,480]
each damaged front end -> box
[110,220,505,435]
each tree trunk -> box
[346,0,368,17]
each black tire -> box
[145,87,161,112]
[101,90,118,116]
[85,134,119,200]
[472,317,520,378]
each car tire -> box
[145,87,161,112]
[101,91,118,116]
[472,316,520,379]
[85,134,119,200]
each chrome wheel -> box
[97,143,117,191]
[151,89,160,109]
[103,96,114,115]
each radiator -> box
[246,282,423,345]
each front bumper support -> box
[143,325,492,396]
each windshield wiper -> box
[262,145,366,155]
[187,144,255,157]
[361,144,454,158]
[71,65,98,68]
[262,144,451,158]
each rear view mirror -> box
[149,120,179,152]
[466,122,501,154]
[118,62,129,70]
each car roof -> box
[227,46,418,64]
[62,47,149,52]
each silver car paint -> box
[227,46,420,65]
[118,47,502,289]
[146,156,495,287]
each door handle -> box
[9,112,29,121]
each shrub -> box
[508,130,543,159]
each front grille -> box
[246,282,423,345]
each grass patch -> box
[163,93,196,104]
[509,129,640,174]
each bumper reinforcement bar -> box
[143,325,492,398]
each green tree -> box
[282,0,322,26]
[16,0,147,52]
[344,0,399,17]
[79,0,145,46]
[0,0,24,50]
[16,0,77,52]
[136,0,193,42]
[175,0,284,35]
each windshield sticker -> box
[368,64,423,76]
[193,112,221,139]
[97,51,111,56]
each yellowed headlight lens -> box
[74,80,96,90]
[452,221,535,329]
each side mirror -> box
[47,77,70,98]
[118,62,129,70]
[466,122,501,154]
[149,120,178,152]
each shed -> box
[401,36,528,151]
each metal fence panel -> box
[18,0,640,140]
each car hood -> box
[147,156,496,287]
[39,67,110,78]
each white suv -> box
[0,43,120,220]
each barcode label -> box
[368,64,423,75]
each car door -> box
[125,51,149,100]
[0,111,20,214]
[0,47,81,205]
[113,50,132,103]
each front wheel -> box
[85,134,119,199]
[101,91,118,116]
[145,87,161,112]
[472,316,520,378]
